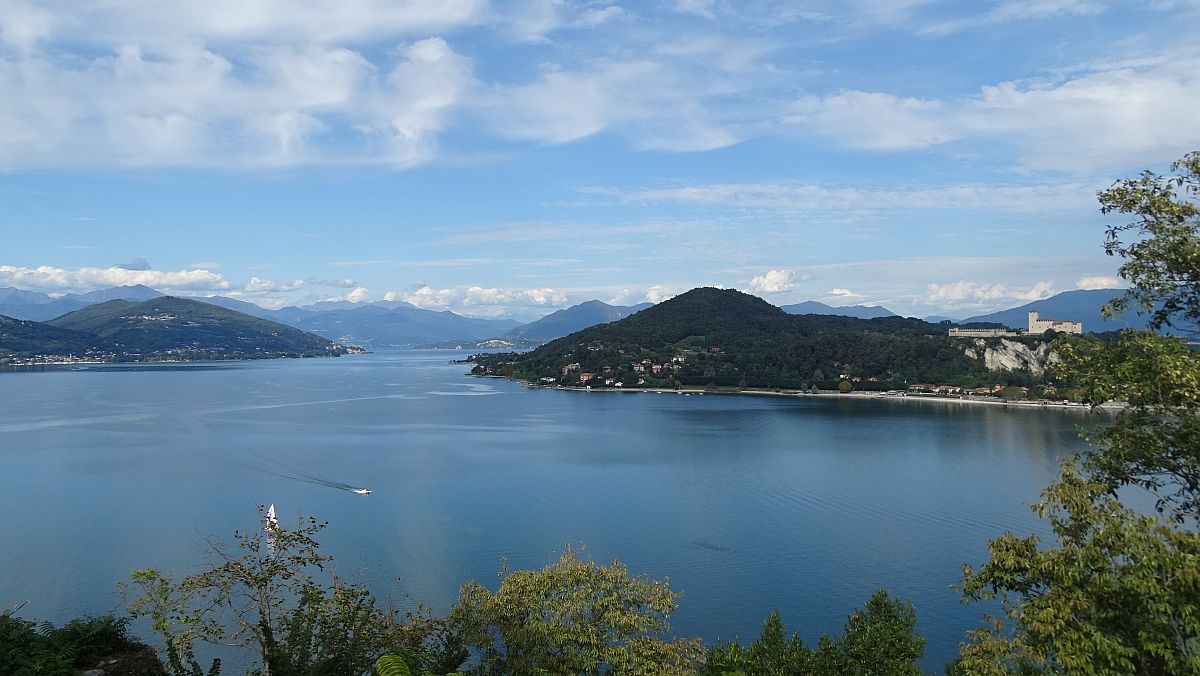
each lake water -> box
[0,349,1101,670]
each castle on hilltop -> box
[1028,310,1082,334]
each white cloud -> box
[0,32,473,168]
[829,288,862,299]
[346,286,372,303]
[482,32,777,153]
[787,91,954,150]
[748,269,798,294]
[783,52,1200,171]
[385,284,569,310]
[1076,275,1122,290]
[925,279,1055,307]
[576,6,624,27]
[642,285,678,303]
[244,277,306,293]
[0,264,230,292]
[1,1,486,47]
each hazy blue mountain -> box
[0,285,166,321]
[0,287,57,305]
[780,300,898,319]
[66,284,162,303]
[292,304,520,346]
[0,298,90,321]
[187,294,282,319]
[504,300,653,341]
[959,289,1145,332]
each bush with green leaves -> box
[701,590,925,675]
[126,508,465,676]
[449,547,703,675]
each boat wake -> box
[244,463,371,495]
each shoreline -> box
[477,375,1122,411]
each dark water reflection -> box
[0,350,1104,669]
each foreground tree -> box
[702,590,925,675]
[127,508,465,676]
[449,547,703,675]
[956,152,1200,673]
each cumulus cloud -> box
[0,32,474,168]
[387,284,568,309]
[829,288,862,299]
[0,264,230,292]
[1076,275,1123,290]
[346,286,372,303]
[244,277,306,293]
[748,269,798,294]
[925,279,1054,307]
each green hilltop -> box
[2,296,350,364]
[473,287,1066,390]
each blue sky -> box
[2,0,1198,320]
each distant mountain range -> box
[2,297,348,363]
[0,284,162,321]
[0,285,1159,351]
[504,300,652,340]
[780,300,898,319]
[289,304,520,346]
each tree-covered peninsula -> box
[471,287,1074,392]
[1,296,355,365]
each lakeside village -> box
[479,309,1090,405]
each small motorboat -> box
[350,488,371,495]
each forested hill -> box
[472,287,1056,390]
[2,297,351,363]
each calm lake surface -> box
[0,349,1102,669]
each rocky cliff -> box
[965,338,1059,376]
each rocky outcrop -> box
[965,338,1059,376]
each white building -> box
[948,327,1019,338]
[1028,310,1082,334]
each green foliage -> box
[1059,330,1200,521]
[958,151,1200,673]
[127,508,464,676]
[838,380,853,393]
[375,655,414,676]
[958,462,1200,674]
[449,547,703,675]
[999,386,1027,400]
[0,612,164,676]
[1098,151,1200,334]
[701,592,924,675]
